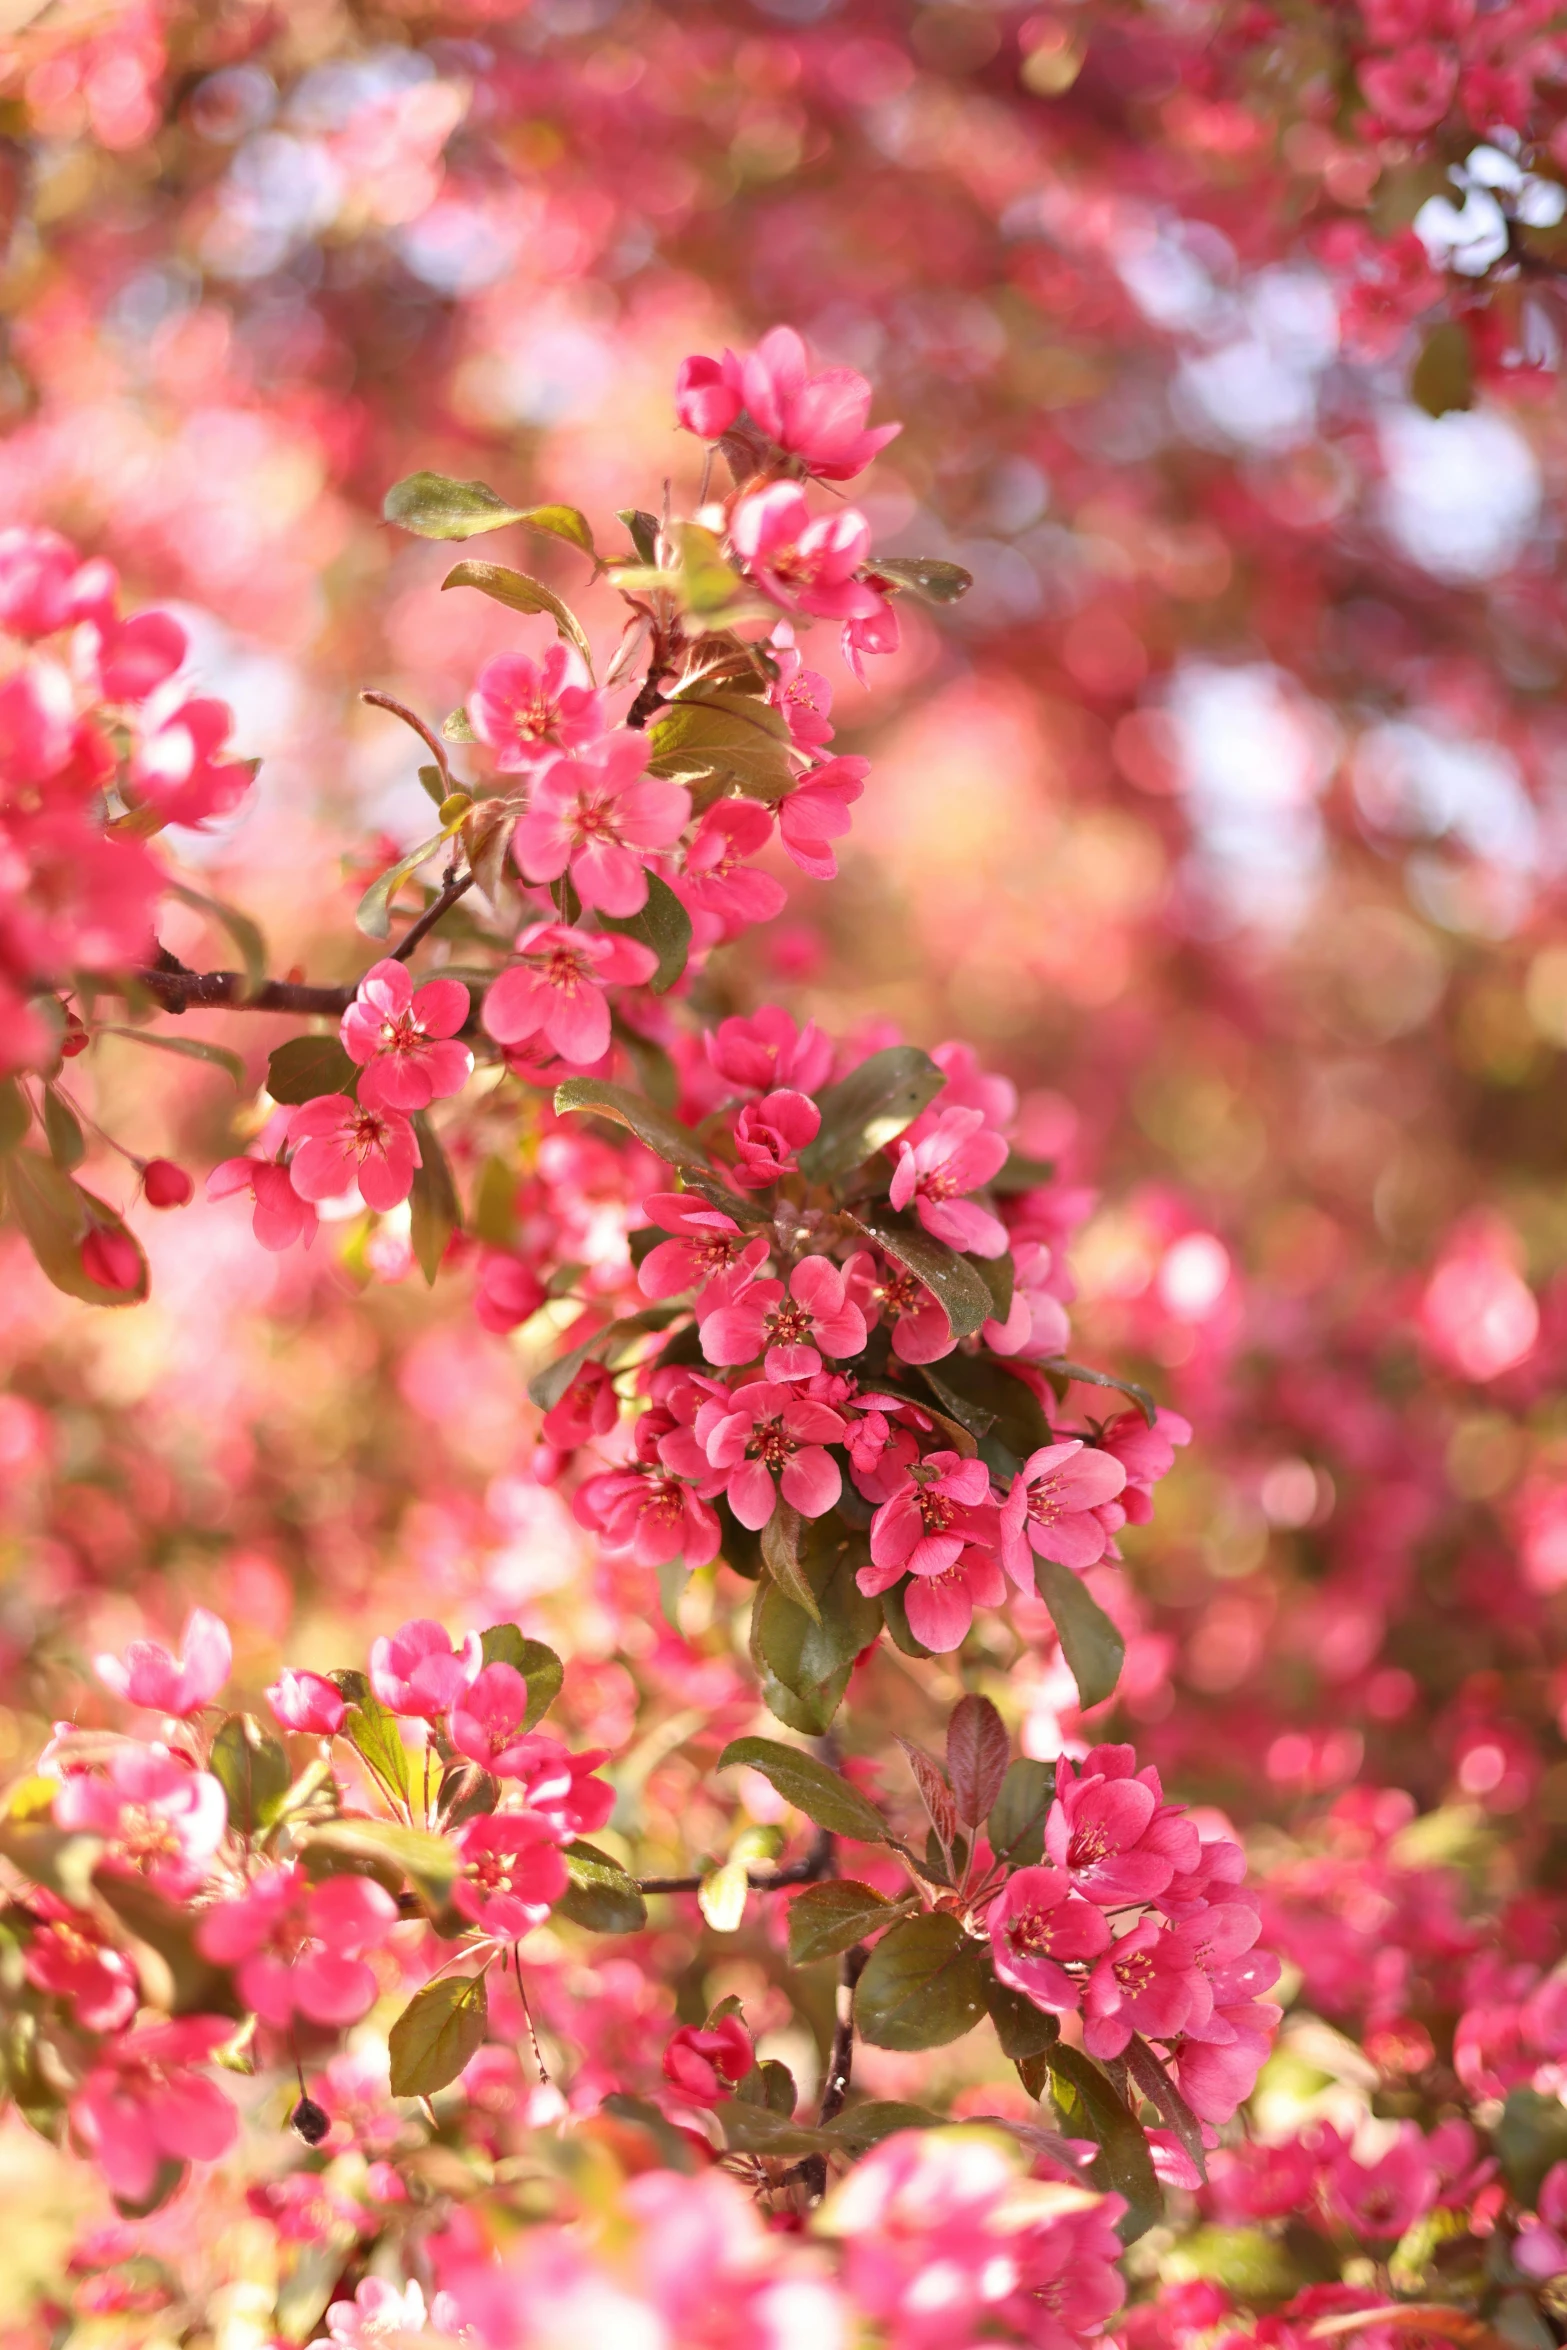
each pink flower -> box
[573,1465,723,1568]
[769,638,835,750]
[197,1864,398,2029]
[1045,1760,1186,1907]
[662,2015,753,2104]
[474,1252,547,1334]
[540,1355,619,1452]
[55,1746,227,1899]
[1516,2164,1567,2280]
[696,1377,846,1527]
[267,1669,347,1736]
[1175,1998,1281,2125]
[23,1894,139,2032]
[448,1662,550,1775]
[1097,1406,1192,1524]
[482,921,658,1065]
[513,736,690,916]
[637,1191,769,1306]
[1419,1219,1538,1382]
[700,1253,867,1380]
[94,1606,231,1716]
[678,798,786,933]
[988,1865,1111,2011]
[1358,44,1458,131]
[452,1811,567,1937]
[983,1240,1072,1359]
[1323,2127,1440,2241]
[207,1152,318,1252]
[1081,1918,1212,2058]
[676,327,900,480]
[340,958,471,1113]
[95,611,187,703]
[504,1737,615,1840]
[129,697,253,828]
[287,1093,420,1213]
[859,1451,996,1587]
[998,1440,1128,1582]
[731,483,881,622]
[0,525,101,638]
[888,1106,1009,1257]
[70,2017,237,2207]
[310,2279,440,2349]
[902,1544,1007,1650]
[778,757,867,881]
[706,1005,834,1096]
[857,1256,958,1364]
[731,1087,821,1189]
[841,595,900,684]
[369,1618,483,1718]
[469,645,607,772]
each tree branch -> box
[637,1824,833,1896]
[389,871,474,964]
[796,1942,868,2202]
[129,967,358,1016]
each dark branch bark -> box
[797,1942,869,2201]
[637,1824,832,1896]
[389,872,474,964]
[130,967,358,1016]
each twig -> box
[390,871,474,964]
[128,968,359,1017]
[637,1824,833,1896]
[798,1943,868,2201]
[361,691,452,790]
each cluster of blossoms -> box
[5,1603,611,2209]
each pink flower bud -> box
[267,1669,346,1737]
[142,1158,194,1209]
[81,1226,143,1294]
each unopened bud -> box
[438,792,472,826]
[142,1158,194,1209]
[291,2095,330,2145]
[80,1226,142,1294]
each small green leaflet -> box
[383,471,595,558]
[716,1736,887,1843]
[1033,1556,1125,1711]
[100,1029,246,1088]
[441,560,595,676]
[388,1972,488,2097]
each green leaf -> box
[618,508,660,564]
[1411,321,1473,419]
[824,2100,946,2151]
[166,882,267,999]
[919,1353,1053,1459]
[855,1913,990,2050]
[5,1154,148,1306]
[479,1627,562,1728]
[409,1112,461,1282]
[698,1858,748,1933]
[1125,2032,1207,2185]
[600,2093,701,2171]
[42,1087,83,1170]
[384,472,595,558]
[100,1028,246,1088]
[987,1974,1062,2060]
[209,1713,291,1836]
[1497,2089,1567,2205]
[871,554,974,603]
[0,1079,28,1153]
[553,1078,708,1171]
[267,1033,358,1105]
[443,706,476,744]
[947,1694,1010,1829]
[91,1870,241,2018]
[1163,2226,1305,2303]
[306,1818,456,1912]
[355,828,455,942]
[596,871,692,996]
[975,1249,1014,1323]
[988,1757,1055,1870]
[761,1500,820,1624]
[442,559,595,676]
[1043,1359,1156,1427]
[556,1839,648,1935]
[717,1736,888,1843]
[880,1580,933,1660]
[1033,1557,1124,1710]
[1048,2042,1161,2243]
[338,1690,414,1811]
[856,1212,993,1343]
[787,1879,907,1965]
[800,1047,945,1186]
[751,1516,881,1729]
[388,1972,488,2097]
[646,689,794,811]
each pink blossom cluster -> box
[0,525,254,1075]
[986,1745,1281,2129]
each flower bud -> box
[291,2095,330,2146]
[80,1226,142,1294]
[142,1158,194,1209]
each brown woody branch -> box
[637,1824,833,1897]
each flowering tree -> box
[2,4,1567,2347]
